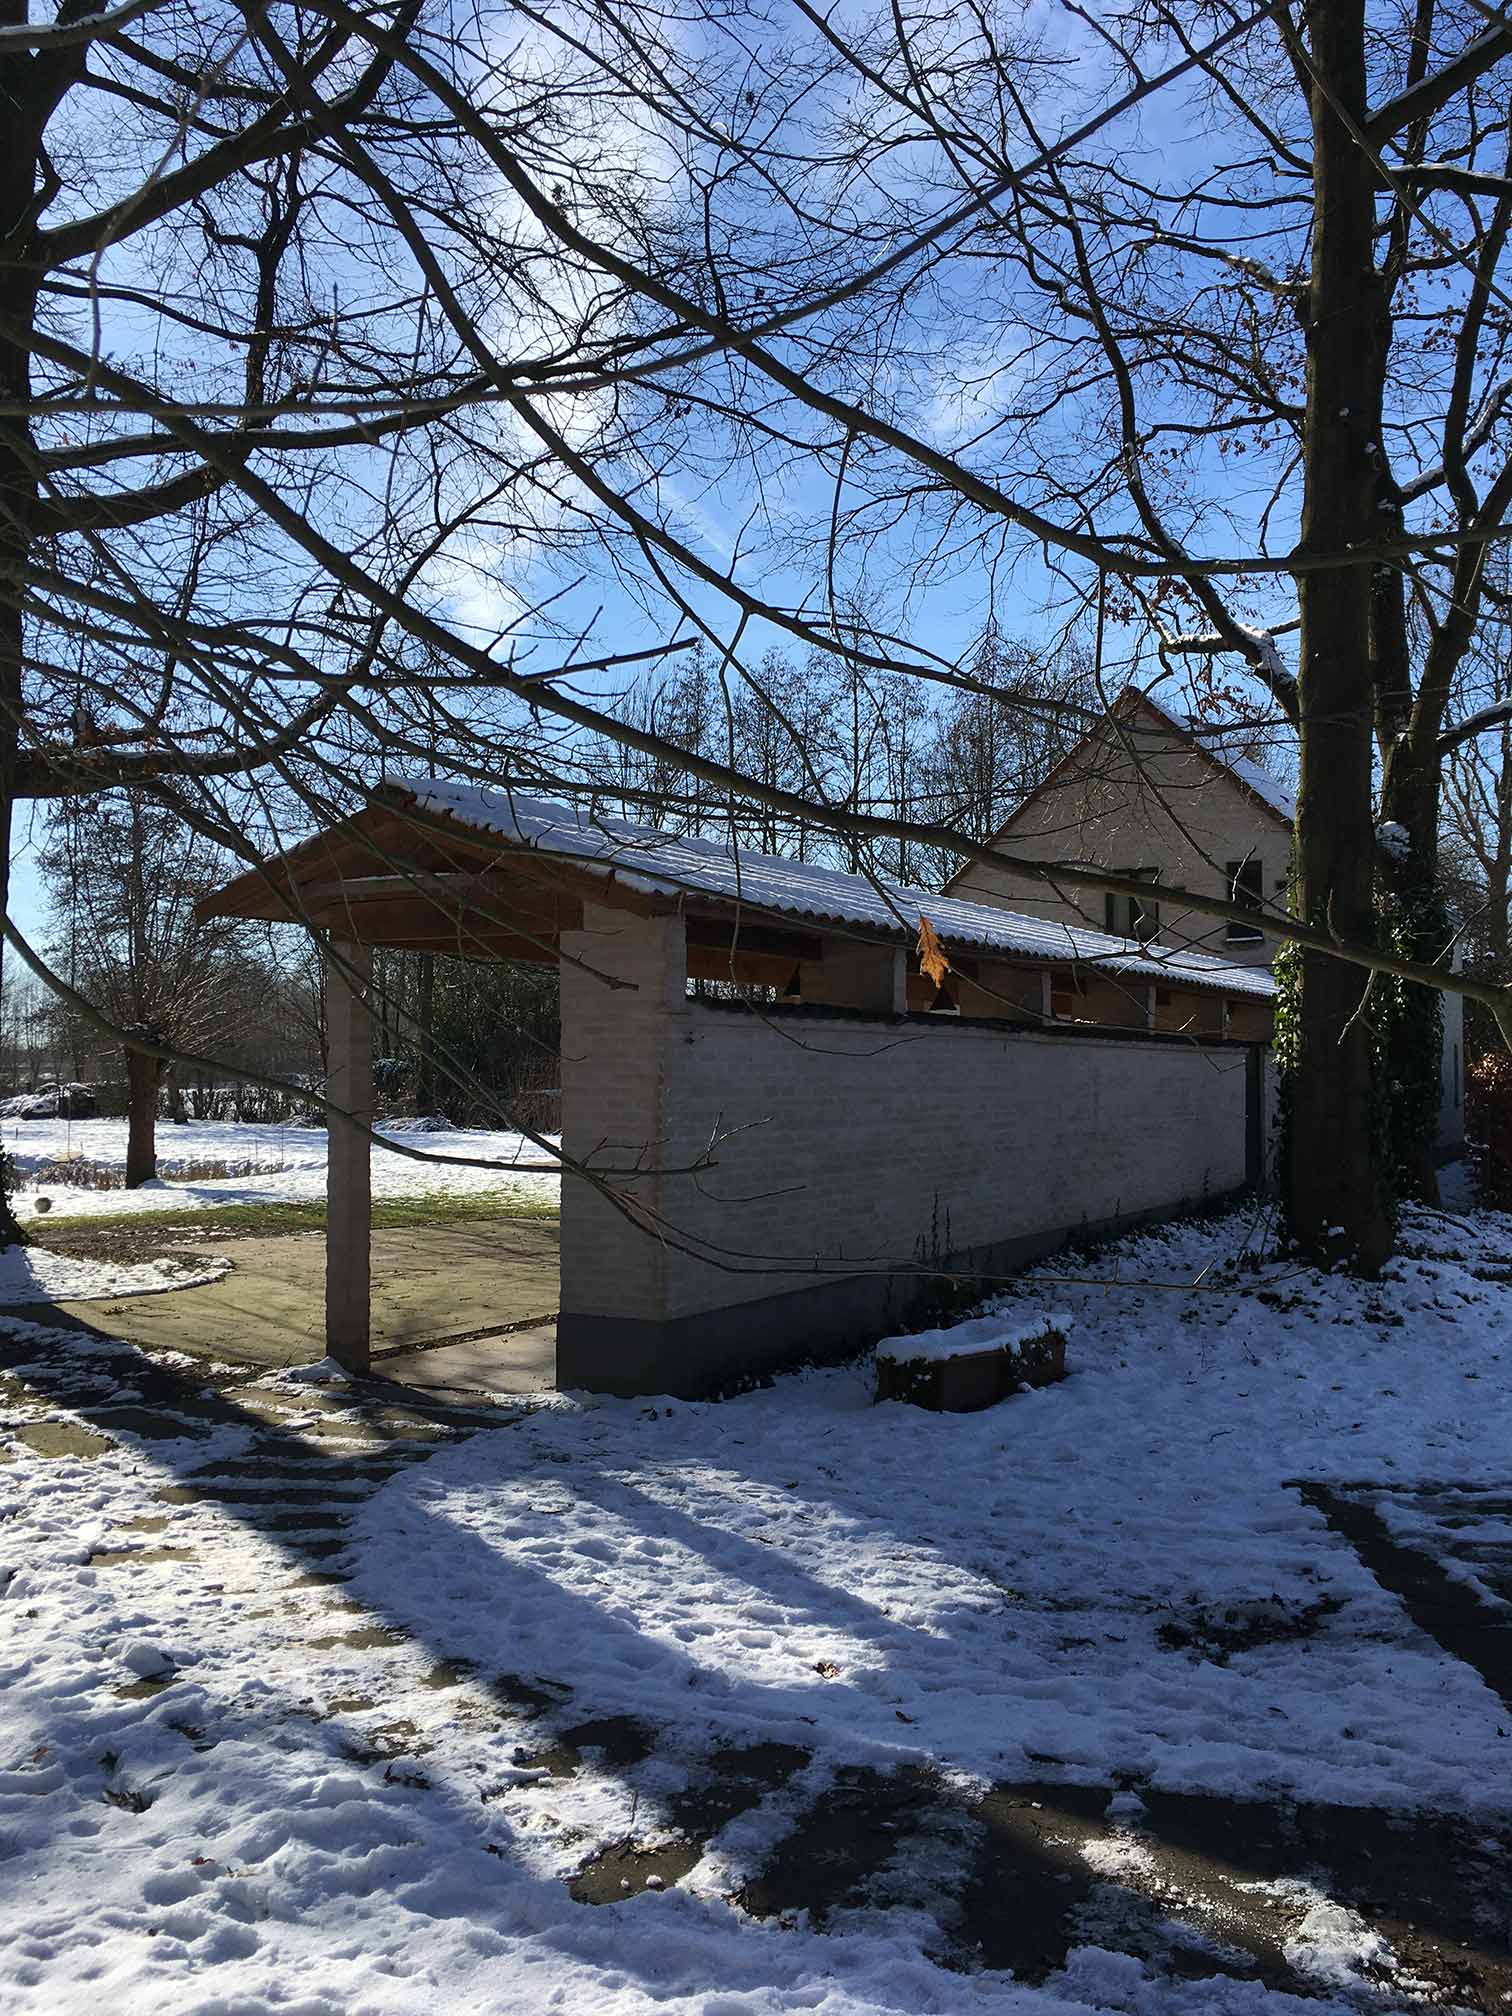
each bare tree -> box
[14,0,1512,1275]
[0,0,714,1233]
[454,0,1512,1259]
[39,790,249,1181]
[1445,724,1512,968]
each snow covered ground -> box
[1,1116,560,1219]
[0,1244,230,1303]
[4,1197,1512,2013]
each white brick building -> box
[203,775,1278,1394]
[947,687,1465,1162]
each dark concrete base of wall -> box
[556,1185,1249,1399]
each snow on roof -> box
[399,777,1276,1001]
[1136,691,1297,823]
[1186,727,1297,823]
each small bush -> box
[22,1153,286,1193]
[184,1082,323,1125]
[1467,1049,1512,1206]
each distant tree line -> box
[585,632,1100,886]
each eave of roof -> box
[199,776,1276,1000]
[383,778,1276,1000]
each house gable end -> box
[944,689,1292,897]
[943,691,1291,962]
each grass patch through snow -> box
[33,1187,558,1246]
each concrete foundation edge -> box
[556,1185,1251,1399]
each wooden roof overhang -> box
[198,800,635,964]
[195,795,830,980]
[197,790,1273,1023]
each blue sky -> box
[7,0,1338,962]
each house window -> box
[1225,858,1265,943]
[1104,868,1160,942]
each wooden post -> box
[325,938,372,1373]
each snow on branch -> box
[1401,370,1512,504]
[0,0,174,49]
[1158,620,1297,688]
[1438,695,1512,753]
[1364,16,1512,145]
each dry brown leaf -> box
[917,915,951,988]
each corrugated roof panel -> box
[401,779,1276,1001]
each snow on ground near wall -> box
[0,1245,229,1303]
[4,1199,1512,2013]
[0,1117,560,1219]
[352,1207,1512,1816]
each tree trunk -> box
[125,1046,161,1188]
[0,32,39,1251]
[415,952,436,1114]
[1491,739,1512,968]
[1377,736,1446,1202]
[1285,0,1394,1268]
[1370,500,1443,1204]
[165,1069,189,1124]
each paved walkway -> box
[26,1220,559,1395]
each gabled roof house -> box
[948,687,1465,1157]
[946,688,1294,967]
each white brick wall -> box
[558,902,684,1323]
[559,905,1253,1328]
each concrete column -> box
[557,904,688,1390]
[797,938,906,1013]
[325,938,373,1373]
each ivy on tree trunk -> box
[1284,0,1395,1270]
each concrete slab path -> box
[377,1322,557,1397]
[24,1219,559,1393]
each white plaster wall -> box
[953,722,1288,967]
